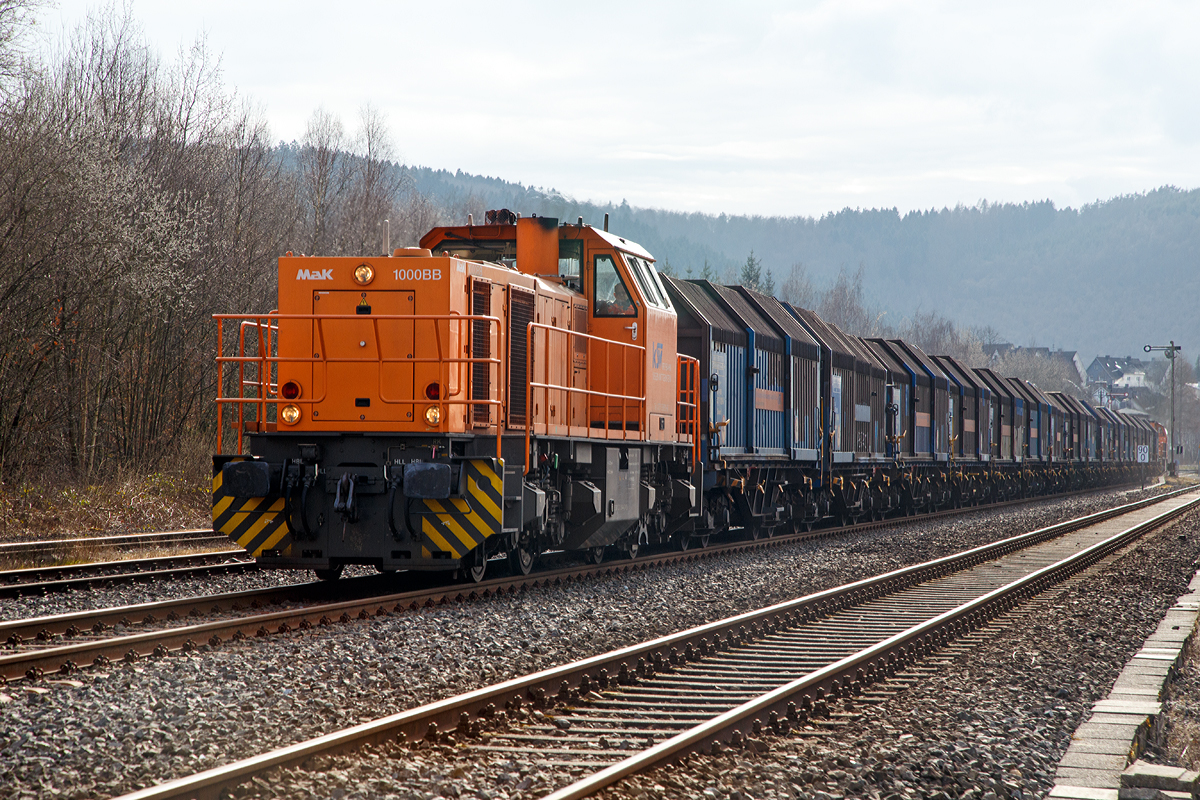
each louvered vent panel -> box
[573,305,588,357]
[507,290,535,427]
[472,282,492,425]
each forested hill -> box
[404,166,1200,362]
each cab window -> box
[593,255,636,317]
[559,239,582,289]
[624,255,666,309]
[646,260,674,311]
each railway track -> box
[0,482,1155,600]
[0,551,256,597]
[0,485,1161,683]
[0,528,228,564]
[0,483,1168,683]
[109,486,1200,800]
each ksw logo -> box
[652,342,663,369]
[296,268,333,280]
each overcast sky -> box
[35,1,1200,218]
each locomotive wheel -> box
[624,541,640,559]
[587,546,605,565]
[508,545,534,576]
[314,565,344,582]
[679,533,710,551]
[464,545,487,583]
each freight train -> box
[212,212,1164,581]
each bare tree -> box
[898,310,986,366]
[780,262,816,310]
[994,349,1086,396]
[342,103,406,255]
[299,106,346,255]
[817,265,888,337]
[0,0,41,93]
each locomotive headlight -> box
[424,405,441,426]
[280,404,302,425]
[353,263,375,285]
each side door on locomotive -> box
[583,230,677,438]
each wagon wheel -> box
[508,543,535,576]
[314,564,343,582]
[463,544,487,583]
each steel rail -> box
[107,487,1198,800]
[0,484,1171,683]
[0,553,256,598]
[541,489,1200,800]
[0,482,1176,681]
[0,529,226,561]
[0,480,1151,598]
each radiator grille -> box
[573,305,588,358]
[508,289,535,427]
[472,281,492,425]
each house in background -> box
[983,343,1087,384]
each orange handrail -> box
[214,312,503,458]
[524,322,646,474]
[676,354,701,466]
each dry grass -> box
[1159,634,1200,770]
[0,469,210,545]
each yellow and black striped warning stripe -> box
[211,458,291,557]
[417,459,504,559]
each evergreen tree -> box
[740,250,762,291]
[700,259,714,281]
[762,267,775,296]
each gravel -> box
[0,484,1180,799]
[0,565,389,623]
[598,501,1200,800]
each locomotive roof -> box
[420,220,656,262]
[661,276,746,346]
[735,288,821,362]
[784,305,858,371]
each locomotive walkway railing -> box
[524,323,646,473]
[677,354,700,466]
[214,312,503,457]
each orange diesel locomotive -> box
[213,213,699,580]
